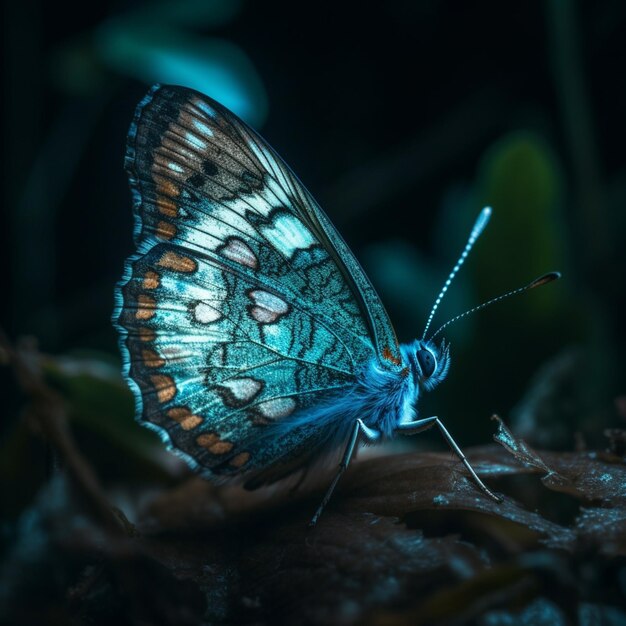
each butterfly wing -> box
[114,84,401,477]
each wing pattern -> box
[114,84,400,475]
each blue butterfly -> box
[114,85,559,525]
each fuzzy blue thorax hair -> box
[264,338,450,446]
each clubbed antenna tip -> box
[529,272,561,288]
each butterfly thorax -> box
[337,339,448,439]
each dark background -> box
[1,1,626,620]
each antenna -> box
[422,207,492,340]
[428,271,561,341]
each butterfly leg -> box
[395,417,501,502]
[309,419,380,527]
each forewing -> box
[126,84,401,366]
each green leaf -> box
[473,131,567,318]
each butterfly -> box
[114,85,559,525]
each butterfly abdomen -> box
[274,357,415,444]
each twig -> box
[0,327,135,537]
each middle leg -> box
[395,416,501,502]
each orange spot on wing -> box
[382,345,402,366]
[154,176,180,198]
[150,375,176,403]
[211,441,234,454]
[167,407,203,430]
[196,432,234,455]
[142,349,165,368]
[136,295,156,320]
[157,197,178,218]
[142,271,160,290]
[138,327,156,342]
[229,452,250,468]
[196,432,218,446]
[153,175,181,217]
[157,251,197,273]
[156,220,176,239]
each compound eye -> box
[416,349,436,378]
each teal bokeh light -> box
[95,22,268,126]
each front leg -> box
[395,417,501,502]
[309,419,381,527]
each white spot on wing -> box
[219,378,262,403]
[193,301,221,324]
[261,213,316,258]
[249,290,289,324]
[256,397,296,420]
[220,238,258,269]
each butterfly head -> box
[402,339,451,393]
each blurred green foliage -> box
[0,353,174,520]
[474,132,566,316]
[42,353,149,452]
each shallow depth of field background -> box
[1,0,625,576]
